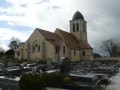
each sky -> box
[0,0,120,56]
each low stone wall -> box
[0,55,14,61]
[94,57,120,61]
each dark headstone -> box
[59,57,71,73]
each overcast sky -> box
[0,0,120,56]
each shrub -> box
[41,72,64,88]
[19,74,46,90]
[38,60,46,64]
[41,72,49,86]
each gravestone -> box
[59,57,71,74]
[8,62,13,67]
[46,58,52,66]
[94,62,101,66]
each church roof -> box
[37,28,92,50]
[15,43,25,52]
[56,28,79,49]
[56,28,92,49]
[79,42,93,49]
[37,28,63,47]
[72,11,84,20]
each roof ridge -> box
[56,28,70,34]
[79,42,93,49]
[56,28,79,49]
[36,28,54,34]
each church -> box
[15,11,93,62]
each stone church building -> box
[15,11,93,62]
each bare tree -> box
[0,45,5,55]
[9,37,21,50]
[101,38,120,57]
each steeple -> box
[72,11,84,20]
[70,11,87,42]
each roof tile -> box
[56,28,92,49]
[79,42,93,49]
[56,28,79,49]
[37,28,63,47]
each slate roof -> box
[37,28,63,48]
[72,11,84,20]
[15,43,25,52]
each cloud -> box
[0,0,74,30]
[7,21,15,26]
[0,43,9,51]
[0,28,33,45]
[0,0,120,56]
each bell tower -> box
[70,11,87,42]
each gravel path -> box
[105,72,120,90]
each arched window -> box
[91,51,93,56]
[33,46,35,52]
[73,23,75,32]
[77,23,79,31]
[56,47,58,53]
[35,44,38,47]
[18,52,20,56]
[38,46,40,52]
[83,23,86,32]
[74,50,76,56]
[63,46,65,53]
[83,51,85,56]
[33,41,40,52]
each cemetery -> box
[0,0,119,90]
[0,57,119,90]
